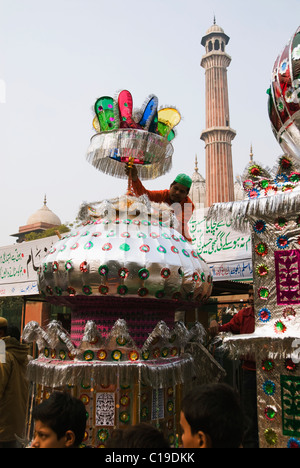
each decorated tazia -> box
[23,319,224,447]
[87,90,181,180]
[38,195,212,306]
[206,26,300,449]
[23,87,216,447]
[267,26,300,158]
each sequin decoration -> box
[258,287,270,300]
[261,359,275,372]
[264,429,278,446]
[138,268,150,280]
[283,307,296,319]
[253,220,266,234]
[287,437,300,448]
[259,307,271,322]
[274,320,287,334]
[255,242,268,256]
[263,380,276,396]
[256,264,269,277]
[276,235,289,249]
[111,350,122,361]
[98,265,109,276]
[274,217,288,230]
[264,406,277,421]
[83,350,94,361]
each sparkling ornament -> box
[263,380,276,396]
[138,268,150,280]
[97,429,109,441]
[287,437,300,448]
[259,308,271,322]
[80,261,88,272]
[264,406,277,421]
[283,307,296,320]
[274,217,288,230]
[80,394,90,405]
[65,261,73,271]
[256,263,269,276]
[274,320,287,334]
[97,349,107,360]
[261,359,275,372]
[248,188,260,199]
[285,358,297,372]
[99,285,109,295]
[128,350,139,361]
[264,429,278,446]
[83,350,94,361]
[255,242,268,256]
[119,411,130,423]
[116,336,127,346]
[258,287,270,300]
[253,220,266,234]
[111,349,122,361]
[98,264,109,276]
[276,235,289,249]
[118,267,129,278]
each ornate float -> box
[23,90,220,447]
[208,26,300,448]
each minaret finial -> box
[44,194,47,206]
[195,154,198,172]
[213,14,216,25]
[250,143,253,162]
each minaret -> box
[200,19,236,207]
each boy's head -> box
[107,422,169,448]
[31,392,87,448]
[0,317,7,338]
[180,383,244,448]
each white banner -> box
[189,210,252,282]
[0,236,58,296]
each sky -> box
[0,0,299,246]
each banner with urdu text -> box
[189,211,252,282]
[0,236,58,296]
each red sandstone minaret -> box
[200,19,236,207]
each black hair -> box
[181,383,244,448]
[106,423,170,448]
[32,392,87,447]
[7,326,20,341]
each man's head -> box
[31,392,87,448]
[180,383,244,448]
[0,317,8,339]
[169,174,192,203]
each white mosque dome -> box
[27,196,61,226]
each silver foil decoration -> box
[38,195,212,303]
[86,129,173,180]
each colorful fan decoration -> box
[87,90,181,180]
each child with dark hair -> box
[180,383,244,448]
[31,392,87,448]
[106,422,170,448]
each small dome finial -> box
[250,143,253,162]
[195,154,199,172]
[44,194,47,206]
